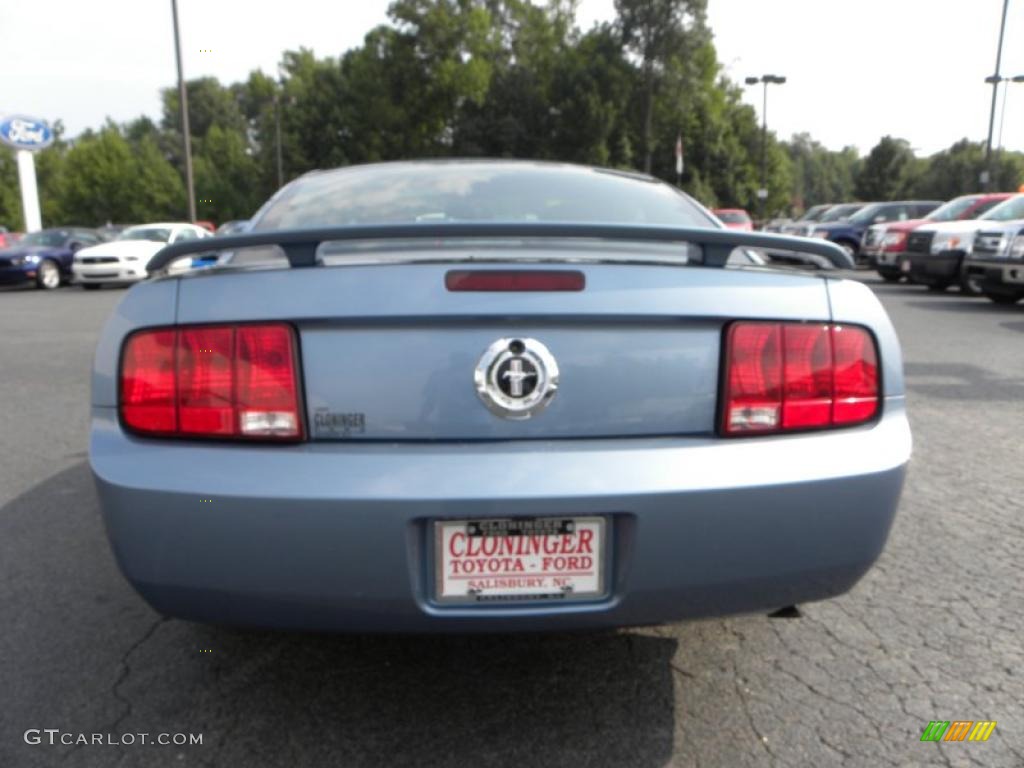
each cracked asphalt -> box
[0,275,1021,768]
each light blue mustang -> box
[89,161,910,632]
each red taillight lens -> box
[781,324,832,428]
[236,325,302,437]
[723,323,782,433]
[121,329,177,434]
[831,325,879,425]
[120,323,302,441]
[722,321,878,435]
[178,327,234,436]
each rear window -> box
[253,163,719,231]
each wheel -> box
[879,272,901,283]
[35,259,61,290]
[982,291,1022,305]
[958,271,982,296]
[81,283,101,290]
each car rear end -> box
[90,250,909,633]
[89,162,909,633]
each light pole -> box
[745,74,786,223]
[982,0,1010,191]
[273,93,283,189]
[170,0,196,222]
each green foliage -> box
[785,133,860,211]
[909,138,1023,199]
[855,136,920,201]
[615,0,709,173]
[193,125,262,222]
[0,149,22,230]
[53,124,185,225]
[10,0,1024,230]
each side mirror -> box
[69,241,83,252]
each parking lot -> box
[0,276,1021,768]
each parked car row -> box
[865,193,1024,305]
[0,220,249,290]
[757,193,1024,306]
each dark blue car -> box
[812,201,942,263]
[0,228,106,290]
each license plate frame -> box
[432,516,608,605]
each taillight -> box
[722,321,878,435]
[120,323,303,440]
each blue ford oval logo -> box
[0,116,54,151]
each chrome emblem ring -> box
[474,338,559,420]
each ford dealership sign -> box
[0,116,54,151]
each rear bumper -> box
[90,402,911,632]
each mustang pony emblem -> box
[475,338,559,419]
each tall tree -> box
[855,136,918,201]
[785,133,860,210]
[55,124,184,225]
[193,125,263,222]
[615,0,708,173]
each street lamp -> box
[983,73,1024,185]
[982,0,1011,190]
[170,0,196,222]
[744,74,786,223]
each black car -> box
[0,228,107,290]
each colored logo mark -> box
[920,721,996,742]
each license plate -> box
[434,517,607,603]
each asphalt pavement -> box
[0,276,1021,768]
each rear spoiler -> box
[146,223,854,273]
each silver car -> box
[89,161,910,632]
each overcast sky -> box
[2,0,1022,157]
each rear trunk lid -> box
[174,253,830,440]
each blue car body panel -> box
[90,258,910,632]
[91,405,908,632]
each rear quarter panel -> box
[826,276,905,398]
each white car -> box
[72,223,212,288]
